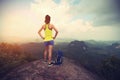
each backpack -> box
[53,50,63,65]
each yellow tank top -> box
[44,24,53,41]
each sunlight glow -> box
[1,0,117,43]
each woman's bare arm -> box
[52,25,58,39]
[38,26,44,39]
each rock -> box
[68,40,88,51]
[3,58,100,80]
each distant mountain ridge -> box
[17,40,120,80]
[0,40,120,80]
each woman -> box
[38,15,58,66]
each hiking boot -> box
[48,63,53,67]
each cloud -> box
[30,0,120,41]
[30,0,95,39]
[1,0,120,42]
[69,0,120,27]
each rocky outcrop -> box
[3,58,100,80]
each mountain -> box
[2,58,101,80]
[68,40,88,50]
[110,43,120,49]
[1,40,120,80]
[67,40,88,55]
[106,43,120,58]
[85,40,118,48]
[65,40,120,80]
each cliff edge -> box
[3,58,100,80]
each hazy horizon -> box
[0,36,120,44]
[1,0,120,43]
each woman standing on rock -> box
[38,15,58,66]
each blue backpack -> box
[53,50,63,65]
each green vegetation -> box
[101,56,120,80]
[0,42,37,79]
[58,41,120,80]
[0,40,120,80]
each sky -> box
[0,0,120,43]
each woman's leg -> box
[48,45,53,64]
[44,46,48,61]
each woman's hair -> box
[45,15,51,24]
